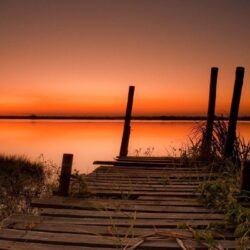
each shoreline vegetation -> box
[0,155,57,222]
[0,115,250,121]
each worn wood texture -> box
[58,154,73,196]
[1,158,249,249]
[200,67,218,159]
[119,86,135,157]
[241,160,250,191]
[224,67,245,159]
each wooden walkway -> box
[0,157,249,249]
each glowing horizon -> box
[0,0,250,116]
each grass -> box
[70,169,90,196]
[187,118,250,163]
[197,169,250,249]
[187,119,250,249]
[133,147,155,157]
[0,154,57,222]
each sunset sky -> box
[0,0,250,116]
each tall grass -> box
[186,119,250,164]
[190,119,250,248]
[0,154,57,221]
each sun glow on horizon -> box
[0,0,250,116]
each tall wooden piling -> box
[224,67,245,159]
[119,86,135,157]
[240,161,250,192]
[58,153,73,196]
[200,67,218,159]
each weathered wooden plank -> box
[117,156,182,162]
[95,166,210,171]
[86,185,196,192]
[38,205,209,213]
[0,228,133,248]
[86,190,198,197]
[90,171,216,175]
[96,164,208,168]
[86,186,197,193]
[6,223,235,240]
[31,197,204,210]
[85,182,198,189]
[143,239,247,249]
[86,174,204,179]
[117,156,209,164]
[93,171,211,176]
[86,182,197,187]
[85,177,203,185]
[3,215,223,227]
[86,186,199,193]
[93,171,212,177]
[39,208,223,220]
[93,160,207,168]
[94,170,210,175]
[138,195,199,201]
[0,229,246,249]
[115,166,210,171]
[88,173,217,178]
[0,240,114,250]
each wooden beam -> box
[200,67,218,159]
[93,160,207,167]
[224,67,245,159]
[58,154,73,196]
[119,86,135,157]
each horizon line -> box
[0,115,250,121]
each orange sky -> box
[0,0,250,116]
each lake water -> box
[0,120,250,173]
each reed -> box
[0,154,57,221]
[186,118,250,164]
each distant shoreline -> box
[0,115,250,121]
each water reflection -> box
[0,120,249,173]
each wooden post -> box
[119,86,135,157]
[200,67,218,159]
[240,161,250,192]
[224,67,245,158]
[58,153,73,196]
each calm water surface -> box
[0,120,250,173]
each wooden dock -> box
[1,157,249,249]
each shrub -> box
[0,154,56,221]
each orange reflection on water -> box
[0,120,123,173]
[237,122,250,140]
[129,121,194,156]
[0,120,249,173]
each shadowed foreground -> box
[0,157,249,249]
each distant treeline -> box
[0,115,250,121]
